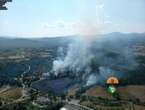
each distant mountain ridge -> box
[0,36,73,48]
[0,32,145,48]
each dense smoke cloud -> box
[48,0,140,87]
[52,34,138,86]
[52,13,138,86]
[53,38,94,76]
[52,0,138,86]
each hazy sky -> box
[0,0,145,38]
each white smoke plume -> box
[51,0,138,86]
[86,66,118,86]
[86,74,97,86]
[53,38,94,76]
[52,34,138,86]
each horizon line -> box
[0,32,145,39]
